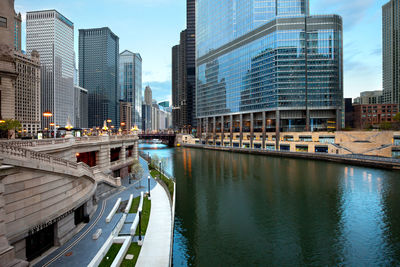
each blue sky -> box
[15,0,387,102]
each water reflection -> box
[140,144,400,266]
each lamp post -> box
[138,210,142,243]
[159,161,162,179]
[147,175,151,199]
[43,111,53,138]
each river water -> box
[140,143,400,266]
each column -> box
[120,144,126,161]
[262,111,266,149]
[275,110,280,150]
[205,117,209,142]
[250,113,254,149]
[230,115,233,147]
[213,117,216,144]
[239,114,243,148]
[197,119,201,139]
[306,109,310,132]
[221,116,224,145]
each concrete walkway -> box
[136,178,172,266]
[33,157,158,267]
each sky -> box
[15,0,388,102]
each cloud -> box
[312,0,375,29]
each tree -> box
[150,154,159,169]
[394,113,400,122]
[379,121,392,131]
[131,161,144,180]
[0,119,21,139]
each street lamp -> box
[147,175,151,199]
[43,111,54,138]
[159,161,162,179]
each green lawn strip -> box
[128,196,140,213]
[120,242,141,266]
[99,243,122,267]
[149,169,174,197]
[135,196,151,236]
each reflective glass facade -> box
[79,27,119,128]
[119,50,142,128]
[196,0,343,131]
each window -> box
[0,17,7,28]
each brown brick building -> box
[353,104,399,129]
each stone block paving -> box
[33,158,157,267]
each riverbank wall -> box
[182,144,400,170]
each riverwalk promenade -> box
[31,158,162,267]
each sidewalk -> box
[136,174,172,266]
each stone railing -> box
[0,143,95,181]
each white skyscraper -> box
[26,10,75,130]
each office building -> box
[119,101,132,132]
[79,27,119,128]
[171,0,196,132]
[142,85,153,131]
[14,50,41,135]
[196,0,343,138]
[353,103,399,129]
[0,0,18,121]
[26,10,75,129]
[119,50,142,127]
[344,98,354,129]
[159,101,170,108]
[144,85,152,105]
[354,90,383,105]
[73,85,88,128]
[172,45,181,129]
[383,0,400,104]
[14,12,21,51]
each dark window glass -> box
[0,17,7,28]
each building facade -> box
[73,85,88,129]
[0,0,18,122]
[172,44,180,130]
[196,0,343,138]
[26,10,75,130]
[119,50,142,128]
[383,0,400,104]
[354,90,383,105]
[142,86,153,131]
[119,101,132,132]
[353,103,399,129]
[14,51,41,135]
[79,27,119,128]
[14,12,21,51]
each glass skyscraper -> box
[79,27,119,128]
[119,50,142,128]
[196,0,343,134]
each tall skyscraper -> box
[14,12,21,51]
[196,0,343,135]
[26,10,75,129]
[142,85,152,131]
[172,44,180,129]
[119,50,142,127]
[73,85,88,129]
[144,85,152,105]
[383,0,400,104]
[79,27,119,128]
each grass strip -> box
[99,243,122,267]
[120,242,141,266]
[135,197,151,236]
[128,196,140,213]
[149,169,174,197]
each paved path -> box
[33,157,157,267]
[136,174,172,267]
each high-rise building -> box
[172,44,180,129]
[0,0,18,122]
[73,85,88,129]
[79,27,119,128]
[383,0,400,104]
[119,50,142,127]
[144,85,152,105]
[119,101,132,132]
[14,50,41,135]
[26,10,75,130]
[354,90,383,105]
[142,85,153,131]
[196,0,343,137]
[14,12,21,51]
